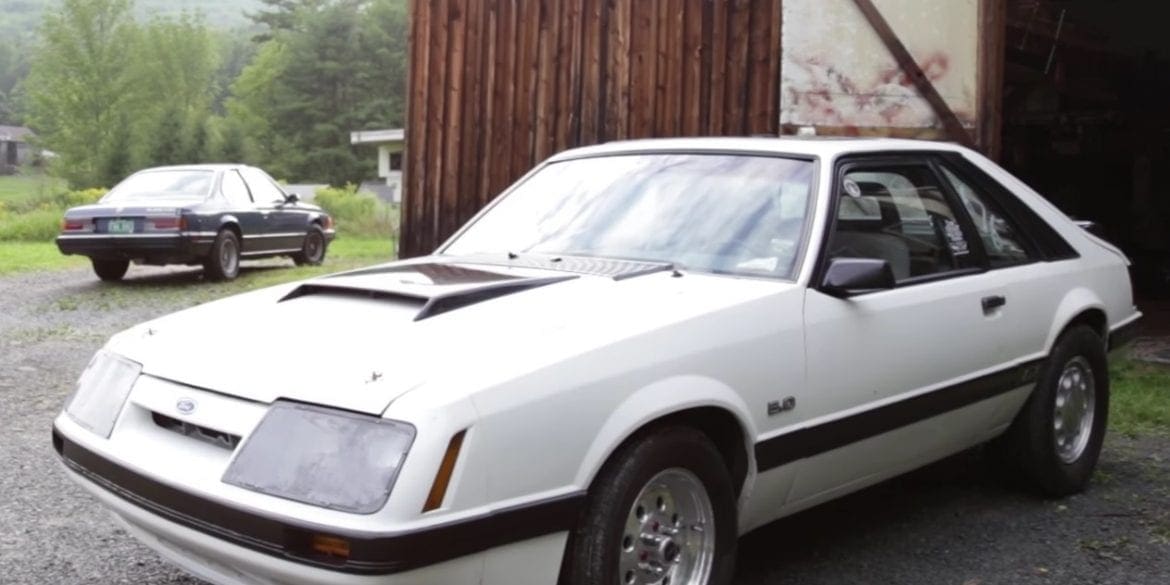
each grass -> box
[1110,358,1170,437]
[0,173,67,208]
[0,241,87,275]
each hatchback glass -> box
[444,154,816,279]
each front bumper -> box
[56,232,216,264]
[52,423,580,583]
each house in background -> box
[0,125,34,175]
[350,128,404,203]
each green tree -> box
[227,0,408,184]
[133,13,219,168]
[24,0,140,187]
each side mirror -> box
[284,193,300,204]
[821,257,895,298]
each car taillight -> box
[149,217,185,230]
[323,216,334,230]
[62,218,87,231]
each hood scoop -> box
[280,263,577,321]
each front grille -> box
[151,412,241,450]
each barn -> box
[401,0,1170,295]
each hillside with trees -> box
[5,0,407,188]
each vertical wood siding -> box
[402,0,783,258]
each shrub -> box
[0,187,108,242]
[56,188,109,208]
[0,208,65,242]
[314,185,399,238]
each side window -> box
[240,168,286,205]
[221,170,252,206]
[832,165,976,283]
[939,165,1035,267]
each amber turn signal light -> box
[309,534,351,559]
[423,430,466,512]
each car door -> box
[934,154,1070,367]
[240,167,304,254]
[219,169,265,239]
[788,155,1028,506]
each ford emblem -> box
[176,398,197,415]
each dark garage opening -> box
[1002,0,1170,302]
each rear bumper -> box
[56,232,216,264]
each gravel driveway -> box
[2,266,1168,585]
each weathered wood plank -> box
[628,0,657,138]
[604,0,631,140]
[767,0,781,135]
[403,0,431,256]
[745,0,772,134]
[455,0,484,228]
[421,0,450,256]
[477,0,499,206]
[580,0,604,144]
[707,0,727,135]
[724,0,751,135]
[556,0,582,150]
[977,0,1006,160]
[680,0,703,135]
[439,0,467,244]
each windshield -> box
[102,170,215,202]
[444,153,816,279]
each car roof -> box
[549,136,970,162]
[130,164,250,174]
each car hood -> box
[106,256,791,415]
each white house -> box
[350,128,404,203]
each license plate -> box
[107,219,135,234]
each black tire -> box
[91,259,129,282]
[562,427,737,585]
[203,229,241,281]
[994,325,1110,497]
[293,225,327,266]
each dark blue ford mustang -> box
[56,165,335,281]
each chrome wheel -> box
[1054,356,1096,464]
[618,468,715,585]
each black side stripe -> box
[754,359,1045,472]
[52,427,584,575]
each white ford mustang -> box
[53,138,1141,585]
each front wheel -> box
[92,259,129,282]
[293,226,327,266]
[563,427,737,585]
[203,229,241,281]
[995,325,1109,496]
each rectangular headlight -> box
[66,350,142,439]
[222,402,415,514]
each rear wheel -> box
[91,259,129,282]
[203,229,241,281]
[994,325,1109,496]
[563,427,737,585]
[293,225,327,266]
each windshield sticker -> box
[944,219,970,256]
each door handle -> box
[982,295,1006,314]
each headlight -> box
[66,350,142,438]
[222,402,416,514]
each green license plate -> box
[107,219,135,234]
